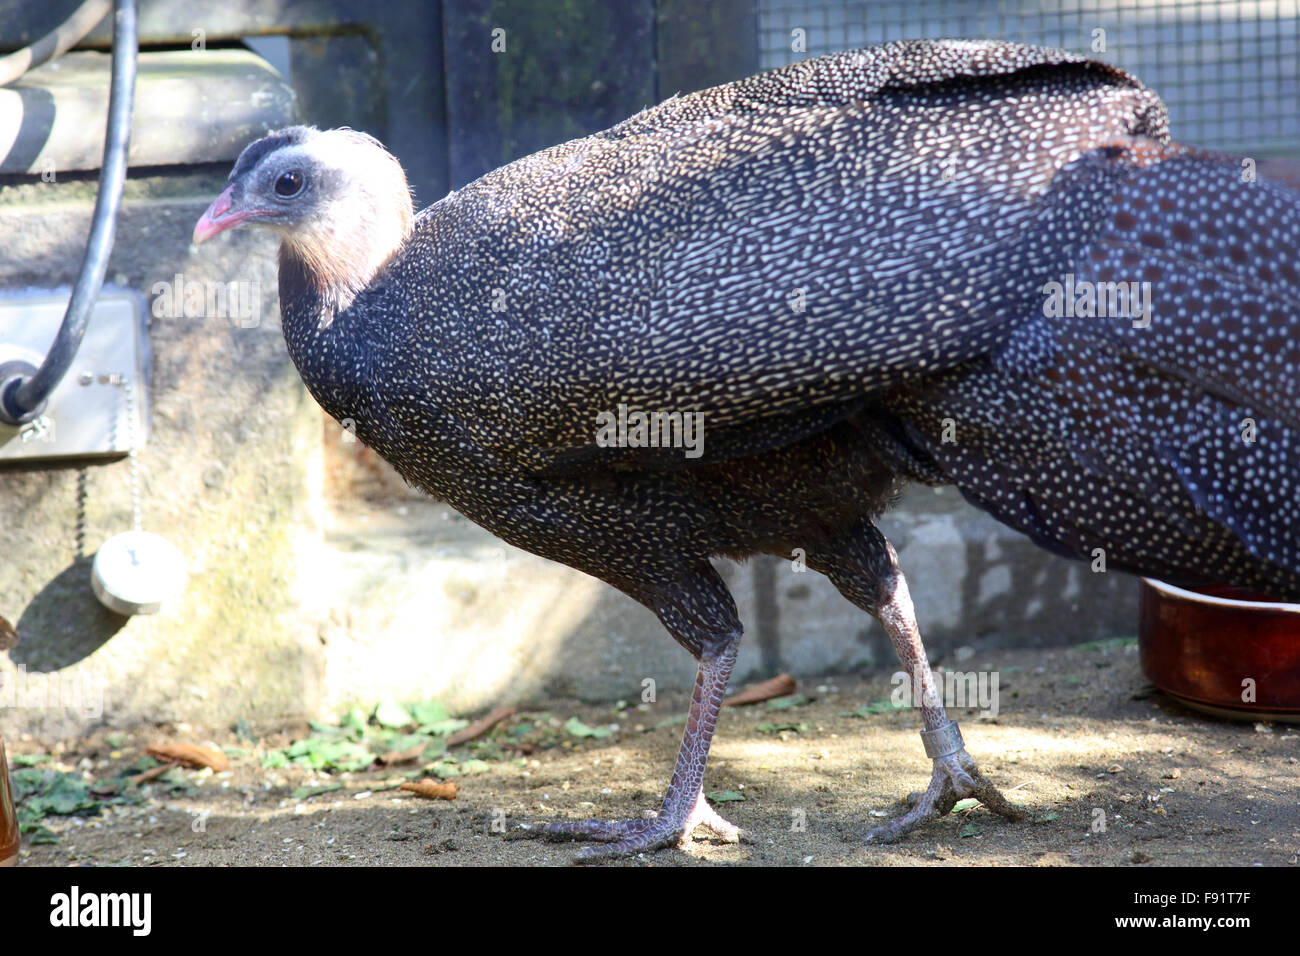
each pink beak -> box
[193,185,255,244]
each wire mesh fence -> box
[758,0,1300,155]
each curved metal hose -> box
[0,0,136,426]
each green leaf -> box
[11,753,51,767]
[365,730,399,753]
[373,699,414,729]
[21,821,59,844]
[424,760,461,779]
[282,736,376,773]
[11,768,49,802]
[125,755,161,775]
[409,700,450,727]
[756,721,808,734]
[1073,636,1138,653]
[765,695,810,712]
[419,718,470,737]
[25,773,98,816]
[156,768,194,794]
[340,707,369,736]
[386,733,432,754]
[843,698,907,718]
[260,750,289,769]
[285,738,319,759]
[705,789,745,803]
[321,741,375,773]
[291,783,344,800]
[564,717,613,739]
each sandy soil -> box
[11,639,1299,867]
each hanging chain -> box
[122,375,142,532]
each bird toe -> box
[864,747,1024,843]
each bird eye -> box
[274,170,304,197]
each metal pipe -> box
[0,0,136,426]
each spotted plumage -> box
[196,39,1300,856]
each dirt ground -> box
[11,638,1299,867]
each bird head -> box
[194,126,414,306]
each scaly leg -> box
[543,638,749,860]
[813,523,1024,842]
[543,563,749,860]
[863,568,1024,842]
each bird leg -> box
[863,566,1025,842]
[812,524,1024,842]
[543,637,748,860]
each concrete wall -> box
[307,490,1138,716]
[0,170,326,740]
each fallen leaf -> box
[128,762,179,785]
[765,694,810,712]
[0,613,17,650]
[564,717,613,739]
[400,778,458,800]
[292,783,344,800]
[756,721,807,734]
[446,706,517,747]
[842,699,907,718]
[705,789,745,803]
[725,674,796,707]
[373,698,414,729]
[377,740,429,766]
[146,744,230,772]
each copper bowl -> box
[1139,578,1300,722]
[0,739,17,866]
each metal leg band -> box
[920,720,964,759]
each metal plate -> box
[0,290,150,462]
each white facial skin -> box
[196,130,414,304]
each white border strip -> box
[1142,577,1300,614]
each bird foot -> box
[543,790,750,861]
[864,747,1025,844]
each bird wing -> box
[437,40,1169,475]
[890,145,1300,596]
